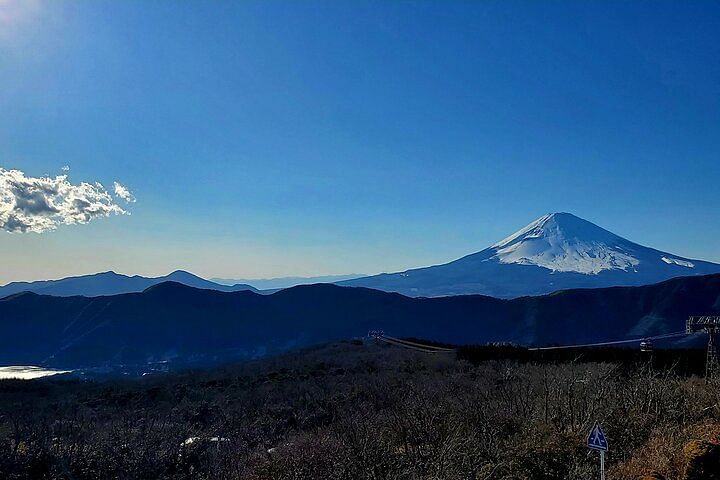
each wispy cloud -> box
[0,167,136,233]
[113,181,136,203]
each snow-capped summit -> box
[341,212,720,298]
[491,212,642,274]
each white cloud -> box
[61,165,69,172]
[113,181,136,203]
[0,167,135,233]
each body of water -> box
[0,366,72,380]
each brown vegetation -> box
[0,341,719,479]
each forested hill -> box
[1,273,719,368]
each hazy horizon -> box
[2,210,720,285]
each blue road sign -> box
[587,424,608,451]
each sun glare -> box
[0,0,41,32]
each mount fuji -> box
[340,213,720,298]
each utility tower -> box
[686,316,720,379]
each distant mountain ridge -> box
[340,213,720,298]
[0,270,257,298]
[1,274,719,368]
[211,274,366,290]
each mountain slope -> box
[0,270,257,298]
[1,274,719,368]
[340,213,720,298]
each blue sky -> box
[1,0,719,283]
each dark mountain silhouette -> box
[340,213,720,298]
[1,274,719,368]
[0,270,257,298]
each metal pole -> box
[707,329,718,380]
[600,451,605,480]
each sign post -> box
[587,423,608,480]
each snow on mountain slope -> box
[490,213,641,274]
[661,257,694,268]
[340,213,720,298]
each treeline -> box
[0,341,718,479]
[458,345,709,377]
